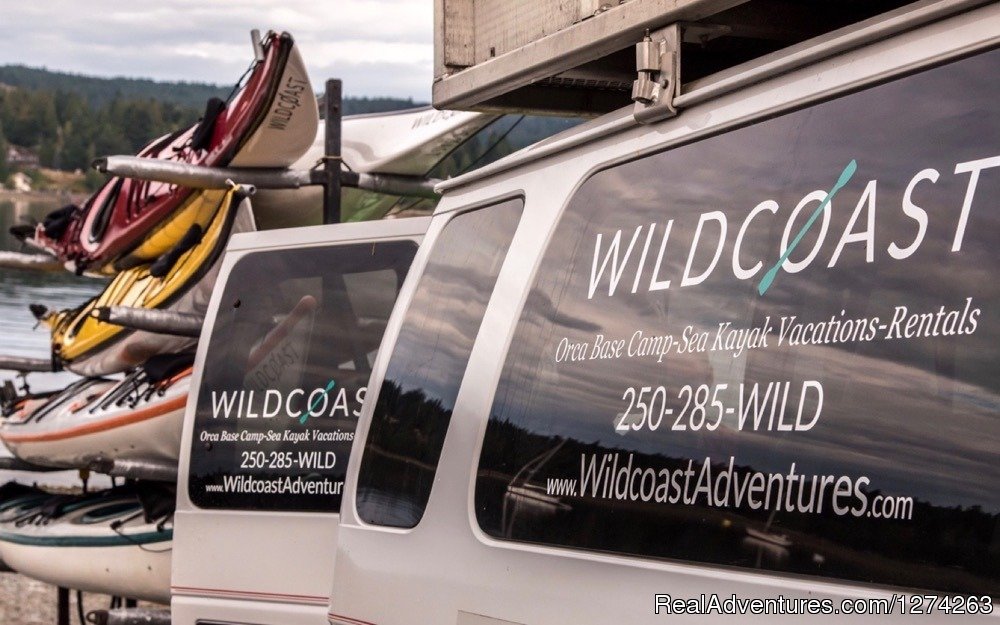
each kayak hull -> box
[252,109,496,227]
[229,37,316,168]
[338,108,497,176]
[0,488,173,603]
[0,539,172,603]
[1,372,189,468]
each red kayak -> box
[24,31,317,275]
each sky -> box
[0,0,434,101]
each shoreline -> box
[0,189,85,204]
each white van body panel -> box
[173,217,430,625]
[330,5,998,625]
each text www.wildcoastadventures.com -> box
[205,475,343,495]
[546,453,913,520]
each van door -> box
[172,217,429,625]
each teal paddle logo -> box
[301,379,336,424]
[758,160,858,296]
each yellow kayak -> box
[112,188,226,271]
[45,187,255,376]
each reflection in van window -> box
[475,50,999,595]
[357,198,524,528]
[428,116,582,180]
[188,241,417,512]
[384,116,581,218]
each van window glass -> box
[382,116,583,218]
[188,240,417,512]
[356,199,523,527]
[428,116,583,180]
[475,50,999,596]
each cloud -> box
[0,0,433,100]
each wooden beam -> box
[433,0,747,110]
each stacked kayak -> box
[0,25,574,607]
[0,27,315,478]
[1,353,192,468]
[1,383,59,423]
[41,186,254,376]
[0,483,174,603]
[0,31,307,605]
[252,107,498,228]
[2,378,117,429]
[19,30,317,276]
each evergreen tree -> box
[0,120,8,182]
[0,66,435,176]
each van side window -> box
[188,241,417,512]
[475,50,999,596]
[356,199,524,528]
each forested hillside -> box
[0,65,229,109]
[0,65,422,183]
[0,87,202,176]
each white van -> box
[172,217,429,625]
[329,3,998,624]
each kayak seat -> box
[87,178,124,245]
[190,97,227,152]
[149,224,203,278]
[78,501,142,524]
[142,352,196,384]
[136,482,176,524]
[42,204,79,239]
[8,223,36,241]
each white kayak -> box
[0,482,49,571]
[0,484,173,603]
[338,107,497,176]
[2,377,118,427]
[252,107,498,228]
[227,32,318,168]
[2,386,62,423]
[1,354,192,469]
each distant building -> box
[6,144,39,169]
[8,171,32,192]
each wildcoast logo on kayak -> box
[267,75,310,131]
[209,384,366,421]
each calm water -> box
[0,197,109,488]
[0,197,106,387]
